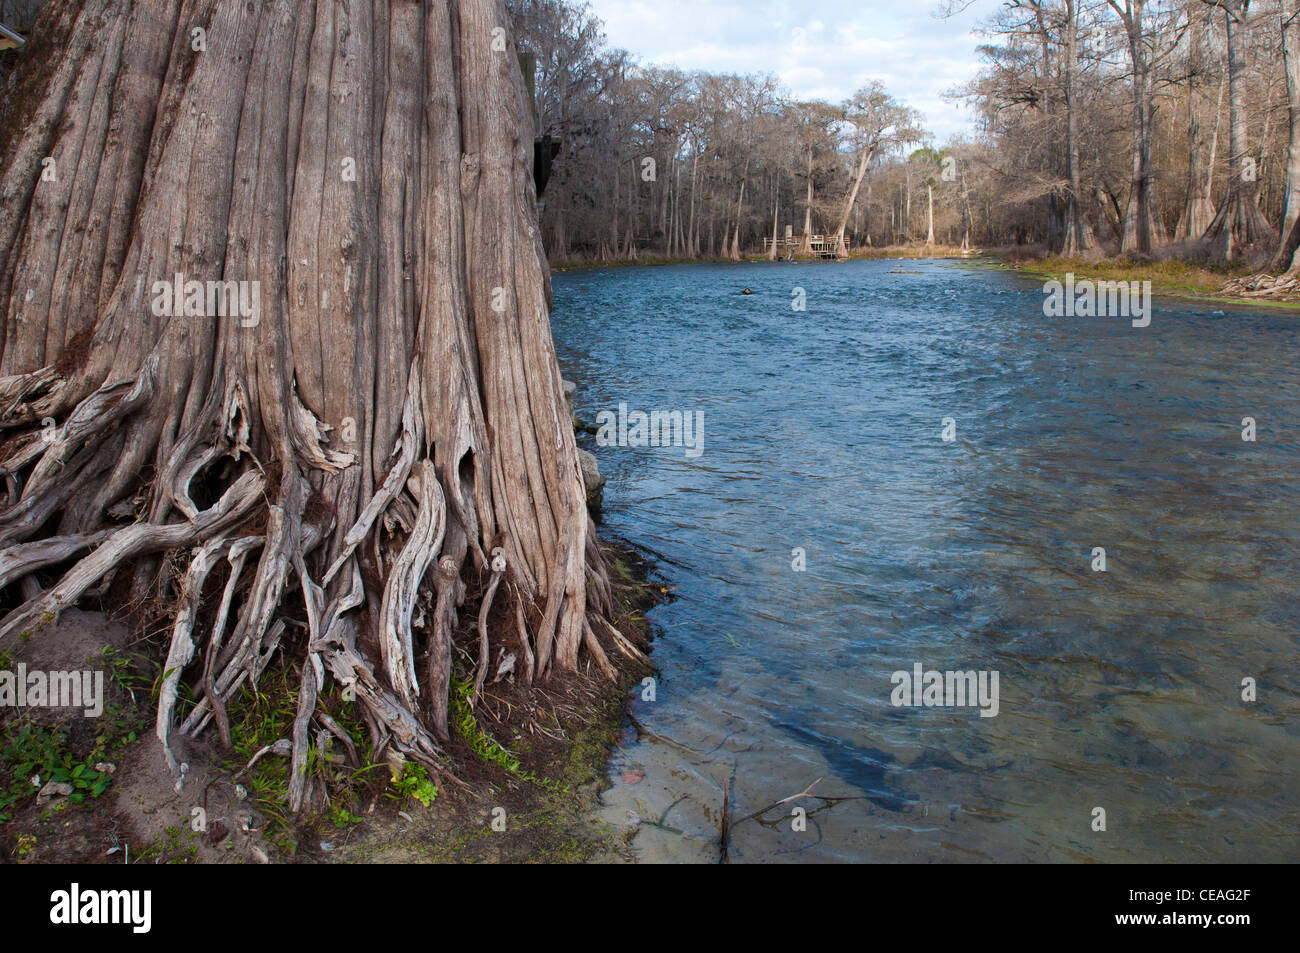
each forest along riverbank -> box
[557,247,1300,314]
[553,258,1300,863]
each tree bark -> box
[1203,0,1274,259]
[0,0,614,799]
[1061,0,1088,255]
[833,145,874,258]
[1273,0,1300,270]
[926,184,935,247]
[1176,60,1219,241]
[768,174,780,260]
[1111,0,1165,256]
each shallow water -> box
[550,259,1300,863]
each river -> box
[550,258,1300,863]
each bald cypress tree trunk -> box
[0,0,615,808]
[1203,0,1274,260]
[1113,0,1165,256]
[1272,0,1300,271]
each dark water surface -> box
[550,259,1299,863]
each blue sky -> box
[585,0,987,142]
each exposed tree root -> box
[473,565,504,705]
[1203,190,1274,263]
[1218,271,1300,300]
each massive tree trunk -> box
[729,159,748,261]
[925,184,935,247]
[767,175,780,261]
[0,0,614,807]
[1203,0,1274,259]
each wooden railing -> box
[761,234,851,258]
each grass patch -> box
[1020,255,1247,294]
[0,645,148,825]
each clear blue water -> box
[551,258,1300,863]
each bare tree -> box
[831,84,922,257]
[1202,0,1275,258]
[1108,0,1180,254]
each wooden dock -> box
[762,234,850,259]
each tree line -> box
[512,0,1300,271]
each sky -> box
[585,0,988,143]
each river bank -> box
[0,535,663,864]
[549,243,978,272]
[998,254,1300,312]
[1,366,665,865]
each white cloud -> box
[587,0,985,142]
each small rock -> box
[250,846,269,864]
[621,769,644,785]
[577,448,604,510]
[38,780,74,799]
[94,762,115,774]
[561,379,577,417]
